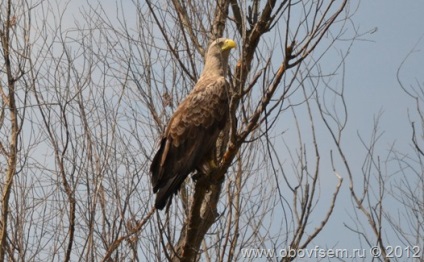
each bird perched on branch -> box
[150,38,237,210]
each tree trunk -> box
[171,173,224,261]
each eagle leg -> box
[193,157,218,181]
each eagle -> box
[150,38,237,210]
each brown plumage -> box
[150,38,237,210]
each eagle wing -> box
[150,76,229,210]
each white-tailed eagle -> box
[150,38,236,210]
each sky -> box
[70,0,424,257]
[347,0,424,146]
[27,0,424,260]
[312,0,424,256]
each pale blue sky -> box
[47,0,424,259]
[312,0,424,256]
[347,0,424,145]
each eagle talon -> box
[197,158,218,175]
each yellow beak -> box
[222,39,237,51]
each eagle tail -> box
[154,176,182,210]
[151,138,193,210]
[150,138,167,191]
[155,188,172,210]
